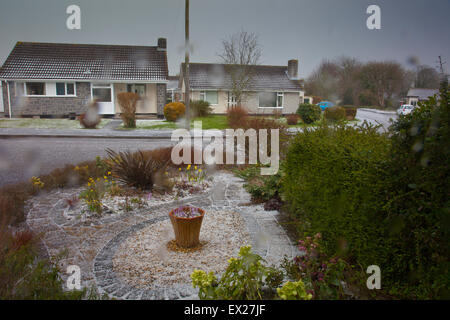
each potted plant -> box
[169,206,205,248]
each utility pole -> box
[184,0,190,130]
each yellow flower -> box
[194,166,197,170]
[104,176,107,179]
[108,171,111,175]
[198,169,202,173]
[178,168,182,171]
[165,172,168,175]
[187,165,191,170]
[87,183,91,187]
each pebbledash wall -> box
[1,81,91,117]
[1,81,167,117]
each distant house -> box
[166,75,181,103]
[406,88,439,106]
[178,60,306,115]
[0,40,168,118]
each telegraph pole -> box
[184,0,190,130]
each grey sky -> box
[0,0,448,78]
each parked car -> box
[317,101,335,111]
[397,104,415,115]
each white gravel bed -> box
[113,209,250,289]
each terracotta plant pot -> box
[169,207,205,248]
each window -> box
[92,84,112,102]
[56,83,76,96]
[15,83,25,96]
[26,82,45,96]
[227,92,237,107]
[258,92,283,108]
[127,84,146,98]
[200,91,218,105]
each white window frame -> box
[200,90,219,105]
[91,83,113,102]
[227,91,237,107]
[257,91,284,108]
[15,82,76,97]
[56,82,77,96]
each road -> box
[355,109,397,130]
[0,138,176,187]
[0,109,398,187]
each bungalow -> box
[0,39,168,118]
[406,88,439,106]
[178,60,305,115]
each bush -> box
[383,83,450,298]
[191,246,286,300]
[286,114,299,125]
[296,104,321,124]
[282,123,391,292]
[341,105,357,120]
[190,100,212,117]
[164,102,186,122]
[226,105,248,128]
[79,100,101,129]
[324,106,346,122]
[117,92,139,128]
[105,149,170,190]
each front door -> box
[92,83,114,114]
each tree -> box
[359,61,405,108]
[415,65,440,89]
[218,31,262,105]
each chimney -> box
[157,38,167,51]
[287,59,298,79]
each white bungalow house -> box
[0,39,169,118]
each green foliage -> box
[79,177,105,214]
[282,122,391,286]
[164,102,186,122]
[190,100,213,117]
[296,103,321,124]
[277,281,312,300]
[245,172,282,203]
[106,149,169,190]
[383,82,450,298]
[191,246,283,300]
[324,106,346,122]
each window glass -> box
[66,83,75,95]
[205,91,218,104]
[127,84,146,97]
[56,83,66,95]
[93,88,112,102]
[258,92,277,108]
[277,92,284,107]
[15,83,25,96]
[26,83,45,95]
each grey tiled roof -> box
[182,63,302,91]
[407,88,439,100]
[0,42,168,81]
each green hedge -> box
[190,100,213,117]
[296,104,321,124]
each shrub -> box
[190,100,212,117]
[341,105,357,120]
[191,246,284,300]
[164,102,186,122]
[117,92,139,128]
[79,100,101,129]
[277,281,312,300]
[383,82,450,298]
[106,149,170,190]
[282,123,391,291]
[324,106,346,122]
[226,105,248,128]
[286,114,299,125]
[296,103,321,124]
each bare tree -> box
[415,65,440,89]
[218,31,262,105]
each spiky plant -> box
[105,149,169,190]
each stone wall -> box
[6,82,91,117]
[156,83,166,118]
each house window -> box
[56,83,76,96]
[15,83,25,96]
[200,91,218,105]
[127,84,146,98]
[227,92,237,107]
[258,92,283,108]
[92,84,112,102]
[26,82,45,96]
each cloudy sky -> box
[0,0,448,78]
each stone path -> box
[26,171,297,300]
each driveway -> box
[355,109,397,131]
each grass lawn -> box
[0,118,111,129]
[119,115,230,130]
